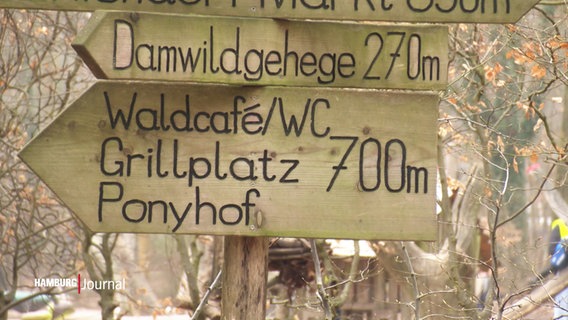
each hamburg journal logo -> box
[34,274,126,294]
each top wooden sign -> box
[72,11,448,90]
[1,0,540,24]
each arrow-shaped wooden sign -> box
[1,0,540,24]
[72,11,449,91]
[19,81,438,240]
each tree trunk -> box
[100,290,117,320]
[221,236,268,320]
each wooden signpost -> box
[19,81,439,240]
[0,0,540,23]
[72,11,449,90]
[10,0,543,318]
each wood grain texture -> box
[19,81,439,240]
[72,11,449,91]
[0,0,539,24]
[221,236,268,320]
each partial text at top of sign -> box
[1,0,540,24]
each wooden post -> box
[221,236,268,320]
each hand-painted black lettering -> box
[385,32,405,80]
[406,0,432,12]
[147,148,154,177]
[113,20,133,70]
[122,199,147,223]
[229,157,257,181]
[261,97,277,135]
[100,137,124,176]
[354,0,375,11]
[337,53,356,79]
[381,0,393,10]
[260,0,334,9]
[98,178,261,229]
[158,46,177,72]
[279,97,310,137]
[214,141,229,180]
[283,30,299,77]
[231,96,245,134]
[126,151,144,177]
[363,32,383,80]
[178,46,202,72]
[210,111,231,134]
[218,204,243,225]
[121,22,358,85]
[136,44,156,71]
[421,55,440,81]
[158,94,172,130]
[104,91,137,130]
[220,27,242,75]
[194,111,211,132]
[98,181,124,222]
[135,107,160,130]
[179,0,208,5]
[155,139,169,177]
[173,139,188,178]
[384,139,406,192]
[327,136,358,192]
[359,138,381,192]
[279,159,299,183]
[407,33,440,81]
[405,0,504,14]
[317,53,336,84]
[170,95,194,132]
[169,201,191,232]
[242,104,264,135]
[301,0,331,10]
[195,186,217,225]
[265,51,282,75]
[188,157,211,187]
[435,0,457,12]
[147,200,168,223]
[258,150,276,181]
[461,0,479,13]
[208,26,220,74]
[300,52,317,76]
[310,98,331,138]
[243,49,264,81]
[407,33,421,80]
[242,189,260,226]
[407,166,428,193]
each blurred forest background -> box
[1,2,568,319]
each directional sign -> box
[19,81,438,240]
[72,11,448,91]
[1,0,540,24]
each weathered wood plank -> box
[72,11,449,91]
[0,0,540,24]
[19,81,439,240]
[222,236,268,320]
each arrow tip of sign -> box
[72,43,109,79]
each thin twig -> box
[190,270,222,320]
[401,242,420,319]
[310,239,332,320]
[496,163,556,229]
